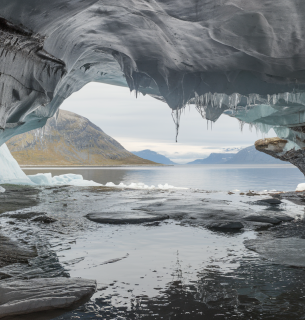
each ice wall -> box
[0,144,34,185]
[1,1,305,151]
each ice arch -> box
[1,0,305,161]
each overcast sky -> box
[61,83,275,163]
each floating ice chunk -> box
[0,144,35,185]
[28,173,53,185]
[105,182,187,190]
[296,183,305,192]
[27,173,102,186]
[0,186,5,193]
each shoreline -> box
[0,186,304,318]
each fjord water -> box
[23,164,303,191]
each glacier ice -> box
[2,1,305,173]
[0,143,185,189]
[0,1,305,149]
[0,144,35,185]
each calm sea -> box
[22,164,304,191]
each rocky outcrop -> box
[6,110,158,166]
[255,137,305,175]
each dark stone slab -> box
[244,237,305,267]
[86,212,169,224]
[244,215,281,224]
[258,198,282,205]
[0,278,96,318]
[31,216,57,223]
[206,221,244,230]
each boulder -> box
[0,278,96,318]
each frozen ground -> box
[1,185,305,319]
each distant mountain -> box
[132,150,176,165]
[188,146,285,165]
[188,153,235,164]
[7,110,158,166]
[226,145,284,164]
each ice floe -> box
[105,182,188,190]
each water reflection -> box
[55,257,305,320]
[23,164,304,191]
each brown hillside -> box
[7,110,159,166]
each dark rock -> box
[247,222,273,230]
[144,222,161,227]
[0,278,96,318]
[244,215,281,224]
[206,221,244,230]
[259,198,282,205]
[31,216,57,223]
[0,234,37,268]
[5,212,47,220]
[86,212,169,224]
[273,215,294,222]
[244,237,305,267]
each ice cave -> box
[3,2,305,319]
[0,0,305,176]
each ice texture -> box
[0,143,184,189]
[1,1,305,154]
[0,144,34,185]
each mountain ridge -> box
[132,150,176,165]
[7,110,160,166]
[188,146,285,165]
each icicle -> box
[171,108,183,142]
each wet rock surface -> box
[206,221,244,230]
[0,234,36,268]
[0,185,304,319]
[0,185,39,214]
[86,212,169,224]
[245,237,305,267]
[0,278,96,319]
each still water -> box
[12,165,305,319]
[23,164,304,191]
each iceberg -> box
[0,144,35,185]
[0,144,185,189]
